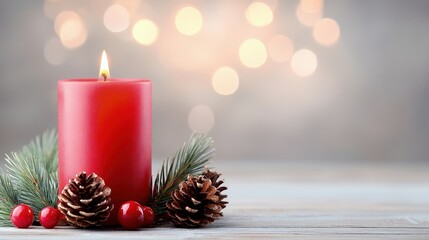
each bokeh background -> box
[1,0,429,163]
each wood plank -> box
[1,225,428,240]
[1,160,428,239]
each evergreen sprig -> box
[0,130,215,227]
[0,174,19,226]
[0,129,58,226]
[149,133,215,222]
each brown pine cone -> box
[58,172,113,228]
[202,168,228,209]
[166,173,227,228]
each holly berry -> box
[142,206,154,227]
[10,204,34,228]
[38,206,60,229]
[118,201,144,230]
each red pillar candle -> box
[57,52,151,225]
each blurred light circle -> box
[54,11,80,36]
[44,37,66,65]
[300,0,324,13]
[59,18,87,49]
[291,49,318,77]
[132,19,159,45]
[296,2,322,27]
[239,38,267,68]
[268,35,294,62]
[245,2,273,27]
[175,7,203,36]
[212,67,240,95]
[313,18,340,45]
[104,4,130,33]
[188,105,215,133]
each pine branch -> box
[18,129,59,207]
[149,133,215,222]
[0,129,58,226]
[5,153,57,211]
[20,129,58,174]
[0,174,18,226]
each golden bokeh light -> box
[103,4,130,33]
[291,49,318,77]
[175,7,203,36]
[239,38,267,68]
[296,0,323,27]
[44,37,66,65]
[212,67,240,96]
[268,35,294,62]
[59,17,87,49]
[300,0,324,13]
[54,11,80,36]
[188,105,215,133]
[313,18,340,45]
[132,19,159,46]
[245,2,273,27]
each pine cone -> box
[202,168,228,209]
[58,172,113,228]
[166,173,227,228]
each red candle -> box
[57,51,151,225]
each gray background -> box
[1,0,428,163]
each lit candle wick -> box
[100,73,108,81]
[99,50,110,81]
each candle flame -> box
[99,50,110,81]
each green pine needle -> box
[0,174,19,226]
[149,133,215,222]
[0,130,215,226]
[0,129,58,226]
[20,129,58,174]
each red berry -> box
[38,206,60,229]
[117,201,144,230]
[142,206,154,227]
[10,204,34,228]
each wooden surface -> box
[1,160,428,239]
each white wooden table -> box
[1,160,428,239]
